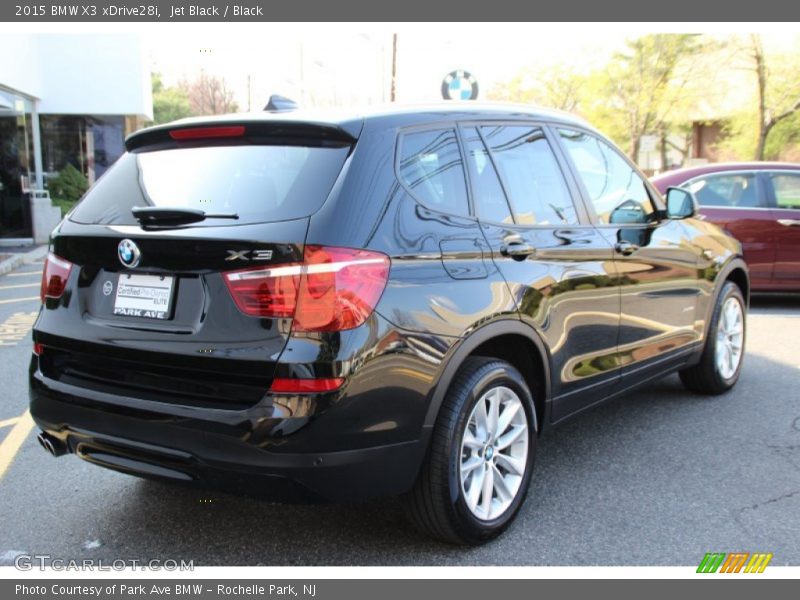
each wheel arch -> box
[423,320,551,436]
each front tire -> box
[679,281,746,395]
[404,357,537,545]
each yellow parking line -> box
[0,296,39,305]
[0,417,20,428]
[0,411,35,480]
[0,283,40,290]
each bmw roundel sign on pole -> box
[442,70,479,101]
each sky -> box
[140,24,661,109]
[139,24,800,114]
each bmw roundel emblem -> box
[118,239,141,268]
[441,70,479,101]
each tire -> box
[679,281,746,395]
[404,357,538,545]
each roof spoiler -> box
[125,120,359,152]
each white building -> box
[0,34,152,243]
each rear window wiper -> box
[131,206,239,227]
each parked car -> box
[652,162,800,292]
[31,103,748,545]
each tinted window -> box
[398,129,469,217]
[462,127,513,224]
[558,128,654,224]
[482,126,578,226]
[771,173,800,209]
[70,143,350,226]
[684,173,760,208]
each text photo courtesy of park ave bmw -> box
[1,11,800,585]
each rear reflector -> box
[270,378,344,394]
[33,342,44,356]
[40,252,73,303]
[223,245,390,332]
[169,126,246,140]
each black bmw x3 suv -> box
[30,103,748,544]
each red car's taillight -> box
[40,252,73,303]
[222,245,390,332]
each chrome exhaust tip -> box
[36,431,67,457]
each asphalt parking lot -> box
[0,255,798,566]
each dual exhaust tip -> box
[36,431,67,457]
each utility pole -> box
[390,33,398,102]
[246,75,251,112]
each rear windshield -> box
[69,143,351,226]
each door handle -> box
[777,218,800,227]
[614,241,640,256]
[500,241,536,259]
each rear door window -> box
[69,143,351,226]
[462,127,514,224]
[480,125,579,226]
[770,173,800,209]
[397,128,470,217]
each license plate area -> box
[113,274,175,320]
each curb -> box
[0,246,48,276]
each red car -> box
[653,162,800,292]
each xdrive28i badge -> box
[118,239,141,268]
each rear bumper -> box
[29,368,427,503]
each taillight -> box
[169,126,245,140]
[40,253,73,303]
[222,245,390,332]
[33,342,44,356]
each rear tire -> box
[404,357,537,545]
[679,281,746,395]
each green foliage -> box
[47,164,88,211]
[151,72,192,124]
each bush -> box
[47,164,88,207]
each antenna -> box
[264,95,298,112]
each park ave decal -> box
[16,584,317,597]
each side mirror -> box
[665,187,699,219]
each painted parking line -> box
[0,411,35,481]
[0,296,39,305]
[0,312,38,347]
[0,283,40,290]
[0,418,20,429]
[5,271,42,277]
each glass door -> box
[0,89,34,238]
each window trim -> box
[552,125,664,228]
[394,123,475,221]
[459,120,590,230]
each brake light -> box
[270,378,344,393]
[169,126,246,140]
[40,253,73,303]
[222,245,390,332]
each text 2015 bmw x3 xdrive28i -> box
[30,103,749,545]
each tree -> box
[748,34,800,160]
[151,72,192,124]
[589,34,705,160]
[182,71,239,116]
[487,63,586,112]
